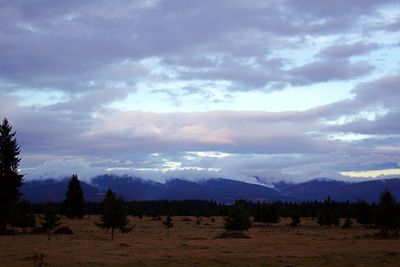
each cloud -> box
[289,59,374,85]
[2,71,397,182]
[0,0,394,98]
[288,0,398,17]
[319,42,380,59]
[330,112,400,135]
[1,1,399,182]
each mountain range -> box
[21,175,400,203]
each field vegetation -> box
[1,215,400,267]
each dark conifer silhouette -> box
[0,118,23,230]
[375,190,399,237]
[10,200,36,233]
[40,203,61,240]
[254,203,280,226]
[317,196,339,226]
[224,201,252,232]
[96,189,132,240]
[64,174,84,219]
[355,200,374,227]
[163,215,174,235]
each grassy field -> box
[0,216,399,266]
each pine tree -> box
[224,201,252,232]
[96,189,132,240]
[356,200,374,226]
[10,200,36,233]
[254,203,280,226]
[375,190,400,237]
[64,174,84,219]
[40,203,61,240]
[317,196,339,227]
[0,118,23,230]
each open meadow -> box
[1,216,399,267]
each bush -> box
[31,227,47,234]
[224,201,252,232]
[53,226,73,235]
[342,217,353,229]
[290,214,300,227]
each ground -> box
[0,216,399,266]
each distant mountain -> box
[329,178,400,202]
[21,176,400,203]
[22,176,285,203]
[281,178,347,200]
[92,175,164,200]
[280,178,400,202]
[162,178,285,202]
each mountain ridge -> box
[21,175,400,203]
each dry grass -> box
[1,216,399,266]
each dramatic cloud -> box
[1,0,399,182]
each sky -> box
[1,0,400,184]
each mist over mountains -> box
[21,175,400,204]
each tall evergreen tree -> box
[355,200,374,226]
[0,118,23,230]
[317,196,339,227]
[96,189,132,240]
[64,174,84,219]
[375,190,400,237]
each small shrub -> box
[163,215,174,235]
[342,218,353,229]
[290,214,300,227]
[53,226,73,235]
[152,215,161,221]
[31,227,47,234]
